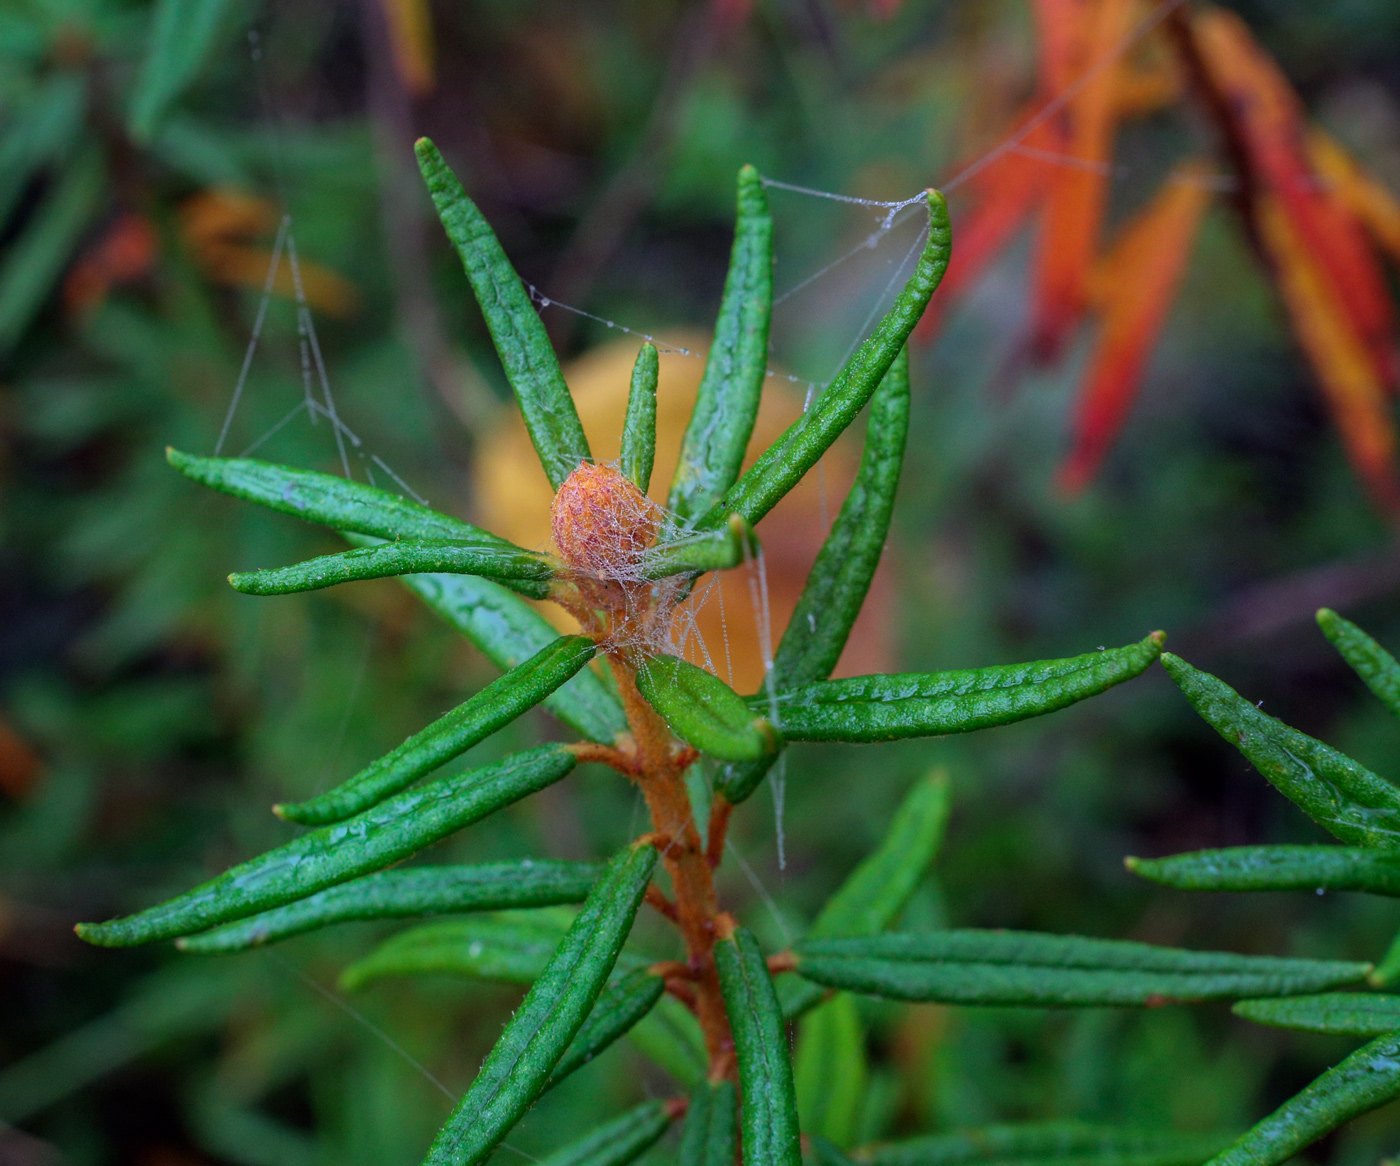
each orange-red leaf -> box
[1060,165,1212,493]
[915,111,1058,342]
[1256,191,1400,513]
[1029,0,1136,361]
[178,189,359,317]
[1034,0,1093,95]
[1189,8,1399,390]
[63,213,157,316]
[1309,130,1400,268]
[379,0,435,95]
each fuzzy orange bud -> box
[550,462,662,581]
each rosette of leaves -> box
[1129,610,1400,1166]
[72,140,1370,1166]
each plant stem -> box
[607,650,736,1077]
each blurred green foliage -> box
[5,0,1400,1163]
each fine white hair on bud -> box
[550,461,662,582]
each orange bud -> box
[550,462,662,581]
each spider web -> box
[209,0,1195,1095]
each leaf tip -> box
[1149,630,1167,649]
[1123,855,1142,873]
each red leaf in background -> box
[1188,8,1400,391]
[1257,191,1400,513]
[63,213,157,316]
[1033,0,1093,94]
[1029,0,1135,361]
[914,109,1058,343]
[1060,164,1212,493]
[1309,130,1400,269]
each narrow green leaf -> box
[1126,845,1400,896]
[0,71,85,226]
[415,138,589,489]
[340,913,581,990]
[714,350,909,806]
[628,994,709,1087]
[715,925,801,1166]
[75,746,576,947]
[812,1136,858,1166]
[1162,653,1400,850]
[641,515,756,580]
[635,654,780,762]
[792,931,1371,1007]
[0,146,103,352]
[777,345,909,688]
[548,968,666,1087]
[390,564,626,744]
[795,993,867,1148]
[1202,1032,1400,1166]
[856,1123,1233,1166]
[536,1100,675,1166]
[229,539,557,600]
[422,841,656,1166]
[128,0,233,142]
[169,449,491,544]
[176,860,602,953]
[621,343,659,493]
[781,768,952,1019]
[812,768,951,938]
[765,634,1163,744]
[1373,927,1400,987]
[668,165,773,527]
[1233,992,1400,1036]
[699,190,950,530]
[277,636,598,824]
[679,1080,737,1166]
[1318,607,1400,719]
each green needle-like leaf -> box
[128,0,233,142]
[776,345,909,688]
[547,968,665,1087]
[341,912,592,990]
[74,746,576,947]
[698,190,950,530]
[169,449,492,544]
[628,995,709,1087]
[621,343,659,493]
[640,515,756,580]
[1162,653,1400,850]
[276,636,599,824]
[715,925,801,1166]
[176,861,602,953]
[715,350,911,805]
[856,1123,1233,1166]
[416,138,589,490]
[421,841,656,1166]
[762,634,1162,744]
[1202,1032,1400,1166]
[1126,845,1400,896]
[811,768,951,938]
[791,931,1371,1007]
[668,164,773,527]
[1233,992,1400,1036]
[0,71,85,227]
[1318,607,1400,719]
[229,539,557,600]
[794,993,867,1148]
[1373,928,1400,987]
[0,146,103,352]
[781,769,952,1019]
[635,654,780,762]
[679,1080,737,1166]
[389,563,626,744]
[536,1100,675,1166]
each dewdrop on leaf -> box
[550,461,662,582]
